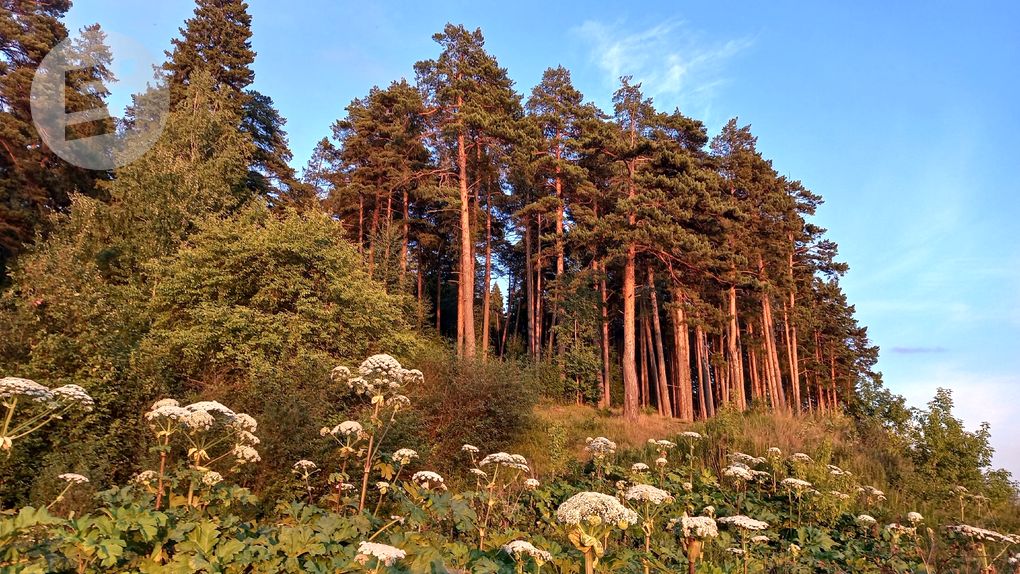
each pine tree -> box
[414,24,521,358]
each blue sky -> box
[66,1,1020,474]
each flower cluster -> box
[331,354,421,402]
[392,448,419,465]
[729,452,765,466]
[503,540,552,564]
[624,484,673,505]
[411,470,446,490]
[945,524,1019,544]
[58,473,89,485]
[856,514,877,527]
[679,514,719,539]
[718,515,770,531]
[479,451,530,473]
[355,541,406,567]
[788,452,814,464]
[556,491,639,527]
[723,463,754,482]
[584,436,617,459]
[781,478,813,492]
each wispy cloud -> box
[891,346,948,354]
[571,19,753,120]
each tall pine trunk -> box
[669,286,693,421]
[456,97,475,358]
[648,269,672,417]
[726,285,746,410]
[598,258,612,408]
[480,185,493,359]
[622,244,639,421]
[524,214,536,359]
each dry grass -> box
[513,402,891,489]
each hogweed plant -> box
[48,473,89,512]
[717,515,769,574]
[677,432,702,483]
[503,539,553,574]
[556,491,639,574]
[144,398,260,508]
[584,436,616,481]
[292,459,319,504]
[470,450,533,550]
[623,484,674,574]
[781,477,813,526]
[328,354,422,512]
[321,419,366,511]
[945,524,1020,574]
[674,513,718,574]
[354,540,406,573]
[0,377,93,456]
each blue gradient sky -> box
[65,1,1020,474]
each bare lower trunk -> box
[622,244,639,421]
[480,187,493,359]
[456,110,475,358]
[648,269,672,417]
[524,216,536,359]
[599,259,612,408]
[726,286,746,410]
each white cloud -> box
[571,19,753,120]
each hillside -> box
[2,365,1017,573]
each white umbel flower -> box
[51,385,94,410]
[132,470,158,485]
[751,535,770,543]
[906,512,924,525]
[723,463,754,481]
[232,444,261,464]
[788,452,814,464]
[631,462,650,472]
[461,444,479,454]
[718,515,769,531]
[58,473,89,484]
[856,514,877,527]
[524,478,540,490]
[624,484,673,505]
[479,452,530,472]
[202,471,222,486]
[356,541,406,566]
[585,436,617,459]
[411,471,445,490]
[145,404,190,421]
[945,524,1019,544]
[729,452,765,466]
[503,540,552,564]
[680,514,718,539]
[556,491,639,527]
[781,478,813,492]
[392,448,418,465]
[678,431,703,440]
[293,460,317,473]
[0,377,52,402]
